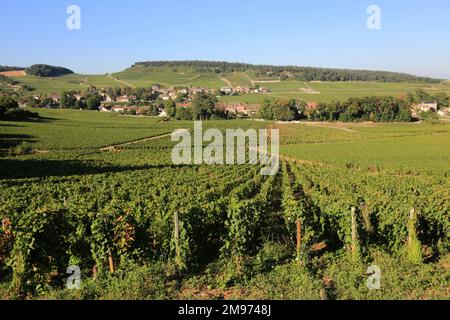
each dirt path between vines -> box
[100,132,176,151]
[219,75,233,88]
[107,74,136,88]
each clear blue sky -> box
[1,0,449,78]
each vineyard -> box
[0,110,449,299]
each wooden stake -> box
[174,212,181,268]
[108,248,115,273]
[296,218,302,265]
[351,207,358,258]
[408,208,416,246]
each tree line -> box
[0,66,25,72]
[259,90,449,122]
[131,61,440,83]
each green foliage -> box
[85,93,102,110]
[0,94,39,120]
[191,93,218,120]
[59,92,77,109]
[163,99,176,118]
[175,107,193,120]
[259,99,299,121]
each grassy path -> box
[107,73,136,88]
[219,75,233,88]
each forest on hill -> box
[25,64,74,77]
[130,61,441,83]
[0,66,25,72]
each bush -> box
[10,142,33,156]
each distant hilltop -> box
[0,64,74,77]
[129,60,441,83]
[25,64,74,77]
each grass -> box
[221,72,253,87]
[10,74,119,94]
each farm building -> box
[217,102,260,116]
[220,87,233,95]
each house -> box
[49,93,61,103]
[160,95,171,101]
[217,102,260,116]
[220,87,233,95]
[100,106,112,112]
[307,102,319,111]
[176,103,191,108]
[192,88,206,94]
[112,106,125,113]
[235,86,251,94]
[116,95,129,103]
[415,102,438,112]
[116,95,136,103]
[177,88,189,95]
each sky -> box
[1,0,450,78]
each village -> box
[21,84,271,118]
[15,81,449,122]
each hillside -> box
[128,61,441,83]
[2,61,450,103]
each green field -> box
[8,74,119,94]
[0,109,448,300]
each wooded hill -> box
[26,64,74,77]
[130,61,440,83]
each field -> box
[5,67,450,104]
[0,109,448,300]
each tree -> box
[258,98,275,120]
[0,94,39,120]
[191,93,217,120]
[145,105,160,116]
[164,99,177,118]
[433,93,449,109]
[175,107,193,120]
[415,89,431,102]
[85,94,101,110]
[60,92,77,109]
[0,95,19,111]
[74,99,86,109]
[273,99,299,121]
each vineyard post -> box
[407,208,422,263]
[296,218,302,266]
[408,208,414,246]
[108,248,115,273]
[174,212,182,269]
[351,207,358,260]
